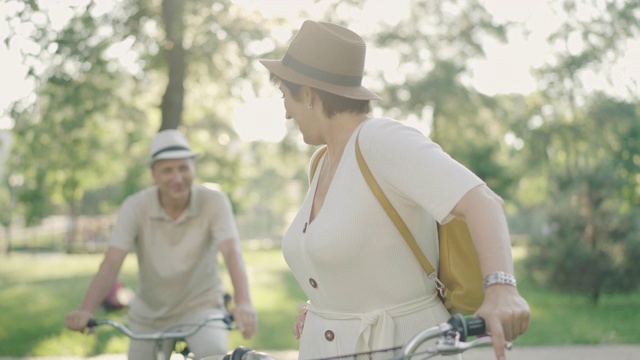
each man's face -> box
[151,158,194,204]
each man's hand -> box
[64,310,94,334]
[232,302,258,339]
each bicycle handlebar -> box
[401,313,498,357]
[218,315,509,360]
[87,314,235,341]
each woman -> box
[260,20,529,360]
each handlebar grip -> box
[448,314,486,341]
[86,319,109,328]
[224,346,276,360]
[229,346,251,360]
[464,317,486,336]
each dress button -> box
[324,330,335,341]
[309,278,318,288]
[303,222,307,233]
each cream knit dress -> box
[283,118,484,359]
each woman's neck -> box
[324,113,369,163]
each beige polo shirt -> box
[109,184,239,326]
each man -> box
[65,129,257,359]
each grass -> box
[511,246,640,345]
[0,249,306,357]
[0,248,639,357]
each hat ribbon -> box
[152,145,191,158]
[282,54,362,87]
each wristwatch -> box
[483,271,517,289]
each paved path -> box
[2,345,639,360]
[462,345,639,359]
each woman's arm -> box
[451,184,530,360]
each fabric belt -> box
[307,292,440,353]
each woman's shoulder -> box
[359,117,432,154]
[361,117,424,141]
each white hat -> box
[148,129,199,165]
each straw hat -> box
[260,20,380,100]
[148,129,199,165]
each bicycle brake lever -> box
[464,337,513,351]
[242,351,277,360]
[434,336,512,355]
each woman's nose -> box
[285,113,292,120]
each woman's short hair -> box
[270,73,371,118]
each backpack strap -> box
[311,132,440,283]
[355,133,440,281]
[309,146,328,184]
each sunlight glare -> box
[363,0,410,27]
[231,0,326,19]
[469,0,558,95]
[233,97,287,143]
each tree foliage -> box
[334,0,516,197]
[2,0,639,305]
[5,1,150,228]
[520,0,640,303]
[2,0,282,231]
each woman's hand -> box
[475,285,530,360]
[293,305,307,340]
[64,310,94,333]
[232,302,258,339]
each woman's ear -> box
[302,86,315,108]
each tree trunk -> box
[591,286,600,305]
[159,0,186,131]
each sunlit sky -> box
[1,0,638,142]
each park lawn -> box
[0,248,306,357]
[1,248,639,357]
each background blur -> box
[1,0,639,357]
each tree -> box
[2,0,293,251]
[518,0,640,303]
[5,1,150,248]
[320,0,516,197]
[159,0,185,131]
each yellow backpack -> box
[309,138,484,315]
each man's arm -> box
[65,246,128,332]
[219,238,257,339]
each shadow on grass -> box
[0,254,137,357]
[514,259,640,346]
[0,250,306,356]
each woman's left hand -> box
[293,305,308,340]
[232,302,258,339]
[475,285,530,360]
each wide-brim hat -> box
[148,129,200,165]
[259,20,380,101]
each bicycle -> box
[212,314,511,360]
[88,294,236,360]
